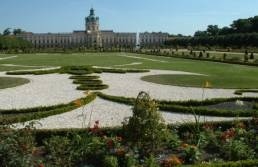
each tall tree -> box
[207,25,220,36]
[3,28,11,36]
[13,28,22,35]
[231,19,252,33]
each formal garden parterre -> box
[0,52,257,166]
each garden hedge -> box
[0,93,97,125]
[97,92,258,117]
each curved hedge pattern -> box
[97,92,258,117]
[0,93,97,125]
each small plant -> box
[221,139,255,161]
[103,156,119,167]
[143,154,159,167]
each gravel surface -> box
[14,98,249,129]
[0,72,84,109]
[99,70,244,101]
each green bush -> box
[221,140,255,161]
[123,92,169,153]
[0,126,35,167]
[103,156,119,167]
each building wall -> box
[139,32,169,48]
[17,9,168,49]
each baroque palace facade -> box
[17,8,168,49]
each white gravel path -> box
[0,72,84,109]
[0,56,17,60]
[14,98,248,129]
[118,54,168,63]
[114,62,143,67]
[99,70,248,101]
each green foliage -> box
[221,139,255,161]
[182,145,201,164]
[0,125,35,167]
[103,156,119,167]
[44,136,72,167]
[123,92,169,153]
[143,154,159,167]
[0,35,32,51]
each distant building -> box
[139,32,169,48]
[17,8,167,49]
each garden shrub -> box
[143,154,159,167]
[123,92,170,153]
[0,125,36,167]
[221,139,255,161]
[44,136,72,167]
[103,156,119,167]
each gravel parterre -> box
[14,98,249,129]
[0,72,84,109]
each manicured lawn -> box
[1,52,258,89]
[0,77,30,89]
[141,74,258,89]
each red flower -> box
[221,128,236,141]
[106,139,114,149]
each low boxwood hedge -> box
[73,79,103,85]
[77,84,109,91]
[234,89,258,95]
[0,93,97,125]
[97,92,257,117]
[69,75,100,80]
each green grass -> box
[141,74,257,89]
[1,52,258,89]
[0,77,30,89]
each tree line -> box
[165,16,258,48]
[0,28,32,51]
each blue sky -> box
[1,0,258,35]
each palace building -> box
[17,8,168,49]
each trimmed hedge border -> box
[77,84,109,91]
[0,93,97,125]
[7,65,150,75]
[69,75,100,80]
[97,92,258,117]
[134,51,258,68]
[234,89,258,95]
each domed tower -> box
[85,8,99,33]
